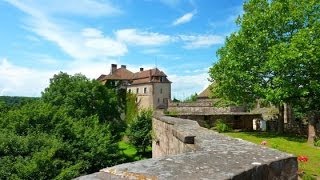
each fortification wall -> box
[77,116,298,180]
[167,101,246,115]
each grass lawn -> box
[118,140,152,161]
[225,132,320,178]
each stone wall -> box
[167,101,245,115]
[175,114,261,130]
[152,116,196,157]
[77,115,298,180]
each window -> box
[157,98,160,103]
[160,88,163,94]
[163,98,166,103]
[144,87,147,94]
[136,88,139,94]
[160,77,163,82]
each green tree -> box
[184,93,198,102]
[125,93,138,124]
[0,72,127,179]
[209,0,320,136]
[42,72,126,138]
[127,109,152,154]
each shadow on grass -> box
[238,131,307,143]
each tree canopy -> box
[0,72,127,179]
[209,0,320,134]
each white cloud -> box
[172,11,196,26]
[6,0,121,17]
[0,58,52,96]
[169,72,210,100]
[116,29,172,46]
[0,58,119,96]
[82,28,104,38]
[0,57,210,100]
[179,35,224,49]
[6,1,127,60]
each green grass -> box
[118,141,137,157]
[118,140,152,161]
[225,132,320,178]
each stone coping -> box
[76,115,297,180]
[172,112,262,116]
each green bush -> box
[314,137,320,147]
[214,120,232,133]
[302,173,317,180]
[127,109,152,153]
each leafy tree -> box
[0,72,127,179]
[209,0,320,136]
[127,109,152,154]
[42,72,126,138]
[172,97,180,102]
[0,96,38,108]
[184,93,198,102]
[125,93,138,124]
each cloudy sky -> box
[0,0,244,99]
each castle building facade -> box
[98,64,171,109]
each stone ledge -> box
[171,128,195,144]
[77,115,298,180]
[95,151,296,180]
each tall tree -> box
[0,72,127,179]
[42,72,126,137]
[209,0,320,136]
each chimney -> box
[140,67,144,71]
[111,64,117,74]
[121,65,126,69]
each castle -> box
[98,64,171,109]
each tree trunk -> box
[277,104,284,134]
[307,113,317,144]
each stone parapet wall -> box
[77,116,298,180]
[167,101,245,115]
[152,116,197,157]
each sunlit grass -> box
[118,140,152,161]
[225,132,320,178]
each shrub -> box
[127,109,152,153]
[214,120,232,133]
[314,137,320,147]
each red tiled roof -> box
[101,68,134,81]
[97,74,107,81]
[132,68,166,79]
[98,66,171,85]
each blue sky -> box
[0,0,244,99]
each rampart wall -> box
[77,115,297,180]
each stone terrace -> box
[77,116,298,180]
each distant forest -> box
[0,96,39,107]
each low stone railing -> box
[77,115,297,180]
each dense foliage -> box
[0,96,38,109]
[0,72,126,179]
[214,120,232,133]
[183,93,198,102]
[127,109,152,154]
[209,0,320,136]
[125,93,139,124]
